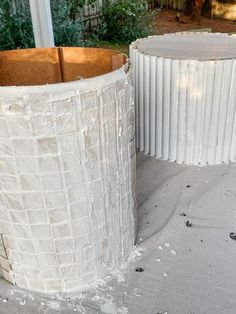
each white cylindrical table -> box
[130,32,236,165]
[0,47,136,292]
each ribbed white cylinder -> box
[130,32,236,165]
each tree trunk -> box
[191,0,205,22]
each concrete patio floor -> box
[1,152,236,313]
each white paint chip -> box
[20,299,27,306]
[100,302,117,314]
[134,288,142,296]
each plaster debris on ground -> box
[1,153,236,313]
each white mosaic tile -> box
[0,68,135,292]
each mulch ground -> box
[154,8,236,34]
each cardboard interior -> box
[0,47,126,86]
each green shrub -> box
[51,0,85,47]
[0,0,34,50]
[100,0,154,44]
[0,0,94,50]
[0,0,153,50]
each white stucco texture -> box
[0,67,136,293]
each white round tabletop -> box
[137,33,236,60]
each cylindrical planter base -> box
[0,47,136,292]
[130,32,236,165]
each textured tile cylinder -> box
[0,51,136,292]
[130,32,236,165]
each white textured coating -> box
[130,32,236,165]
[0,67,136,292]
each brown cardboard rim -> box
[0,47,127,87]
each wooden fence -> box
[157,0,187,10]
[8,0,105,29]
[80,0,105,28]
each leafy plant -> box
[51,0,85,46]
[0,0,96,50]
[0,0,34,50]
[0,0,153,50]
[99,0,154,44]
